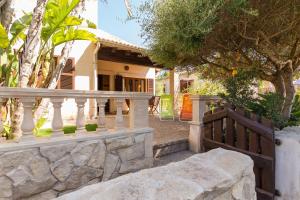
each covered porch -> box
[89,30,164,115]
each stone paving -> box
[149,115,190,145]
[70,114,190,146]
[153,150,194,167]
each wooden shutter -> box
[57,58,75,89]
[115,75,123,91]
[147,79,154,93]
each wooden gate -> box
[202,106,275,200]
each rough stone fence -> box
[0,87,154,199]
[55,148,257,200]
[189,95,300,200]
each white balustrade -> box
[51,98,64,137]
[96,98,107,131]
[0,87,152,142]
[20,97,35,140]
[115,98,124,129]
[75,98,87,134]
[0,98,4,134]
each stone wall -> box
[56,148,256,200]
[275,126,300,200]
[0,129,153,200]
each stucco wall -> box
[0,129,153,200]
[275,126,300,200]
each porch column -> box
[91,43,100,119]
[169,69,175,97]
[189,95,207,153]
[169,69,175,115]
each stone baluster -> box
[115,98,124,129]
[0,98,4,134]
[20,97,36,141]
[96,98,108,131]
[51,98,64,137]
[129,98,149,129]
[75,98,87,134]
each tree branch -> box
[199,56,231,72]
[290,38,299,58]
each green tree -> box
[139,0,300,120]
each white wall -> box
[275,126,300,200]
[98,60,156,80]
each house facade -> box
[14,0,159,120]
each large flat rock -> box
[55,148,256,200]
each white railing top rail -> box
[0,87,152,99]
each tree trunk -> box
[0,0,15,31]
[19,0,47,87]
[271,72,286,110]
[11,0,47,138]
[271,68,295,120]
[282,67,295,119]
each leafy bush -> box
[288,95,300,126]
[220,70,257,108]
[186,79,225,95]
[221,70,300,128]
[248,93,286,128]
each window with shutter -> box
[180,79,194,93]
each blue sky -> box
[98,0,146,47]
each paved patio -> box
[67,114,190,146]
[149,115,189,145]
[88,114,190,145]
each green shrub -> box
[220,69,257,108]
[248,93,286,128]
[186,79,225,95]
[287,95,300,126]
[220,70,300,129]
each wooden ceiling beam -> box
[98,47,164,68]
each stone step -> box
[153,139,189,158]
[153,150,194,167]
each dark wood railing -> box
[203,106,275,200]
